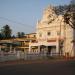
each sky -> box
[0,0,71,35]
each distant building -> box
[29,5,74,57]
[16,33,36,53]
[0,33,36,53]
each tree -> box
[63,0,75,56]
[63,0,75,29]
[17,32,25,38]
[55,5,65,15]
[17,32,20,38]
[55,5,69,15]
[70,0,75,5]
[55,0,75,56]
[1,25,12,39]
[21,32,25,37]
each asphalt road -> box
[0,60,75,75]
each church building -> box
[29,5,74,57]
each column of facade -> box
[38,46,40,53]
[56,38,59,55]
[29,40,32,54]
[29,45,31,54]
[10,45,12,52]
[45,46,48,56]
[24,48,27,60]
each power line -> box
[0,16,35,28]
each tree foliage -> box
[55,0,75,29]
[63,0,75,29]
[55,5,67,15]
[1,25,12,39]
[17,32,25,38]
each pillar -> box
[29,46,31,54]
[10,45,12,52]
[56,39,59,55]
[38,46,40,53]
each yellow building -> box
[16,33,36,53]
[0,33,36,53]
[29,5,74,57]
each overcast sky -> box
[0,0,71,35]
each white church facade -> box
[29,5,74,57]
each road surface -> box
[0,59,75,75]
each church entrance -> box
[47,46,56,56]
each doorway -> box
[47,46,56,56]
